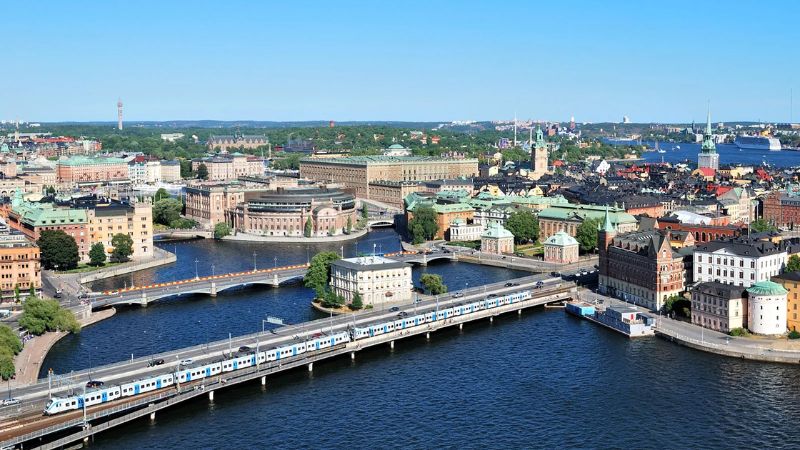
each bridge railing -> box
[99,263,310,295]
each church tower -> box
[530,125,548,180]
[697,106,719,170]
[597,206,617,294]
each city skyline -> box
[3,0,798,123]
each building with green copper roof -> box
[746,280,788,297]
[538,203,637,241]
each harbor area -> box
[566,300,655,337]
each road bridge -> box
[153,229,213,240]
[0,275,575,449]
[88,251,456,309]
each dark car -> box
[397,311,408,318]
[487,294,498,298]
[238,346,252,353]
[54,289,63,299]
[535,281,545,288]
[86,380,104,388]
[504,282,515,287]
[147,358,165,367]
[389,306,400,312]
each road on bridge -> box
[1,272,566,424]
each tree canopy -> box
[751,219,777,233]
[303,252,340,298]
[88,242,107,267]
[505,210,539,244]
[197,163,209,180]
[111,233,134,262]
[575,218,602,252]
[408,206,438,244]
[19,297,81,335]
[37,230,79,270]
[788,254,800,273]
[214,222,232,239]
[420,273,447,295]
[153,198,184,226]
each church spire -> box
[599,205,615,232]
[701,103,716,154]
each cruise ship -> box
[734,135,781,151]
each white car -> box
[179,359,194,367]
[2,398,20,406]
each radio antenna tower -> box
[117,98,123,131]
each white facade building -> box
[693,238,786,287]
[746,281,788,335]
[329,256,413,307]
[448,218,483,241]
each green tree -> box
[411,223,426,245]
[0,325,22,355]
[505,210,539,244]
[28,284,35,298]
[788,254,800,273]
[37,230,79,270]
[0,350,14,381]
[111,233,134,262]
[271,153,302,170]
[751,219,777,233]
[350,292,363,310]
[361,206,369,219]
[321,288,345,308]
[19,297,80,335]
[152,198,183,226]
[303,251,340,298]
[304,217,313,237]
[45,185,56,195]
[214,222,231,239]
[346,216,352,233]
[575,218,602,253]
[88,242,107,267]
[179,159,194,178]
[14,285,20,302]
[154,187,170,202]
[408,206,438,242]
[420,273,448,295]
[197,163,209,180]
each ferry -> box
[734,135,781,151]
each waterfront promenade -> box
[576,290,800,364]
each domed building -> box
[746,280,788,335]
[227,187,357,237]
[543,231,579,264]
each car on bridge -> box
[389,306,400,312]
[452,292,464,298]
[238,346,252,353]
[86,380,104,388]
[180,359,194,367]
[2,398,20,406]
[147,358,165,367]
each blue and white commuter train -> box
[44,286,546,415]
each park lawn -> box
[515,243,543,256]
[61,261,125,274]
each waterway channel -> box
[41,229,800,448]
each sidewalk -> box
[577,288,800,364]
[11,308,117,387]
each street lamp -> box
[253,252,257,272]
[211,264,215,277]
[274,256,277,271]
[194,259,199,280]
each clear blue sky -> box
[4,0,798,123]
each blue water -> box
[609,140,800,168]
[41,231,800,449]
[42,231,526,375]
[89,310,799,449]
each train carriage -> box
[120,374,174,397]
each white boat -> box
[735,135,781,151]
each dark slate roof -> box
[695,238,785,257]
[693,281,747,299]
